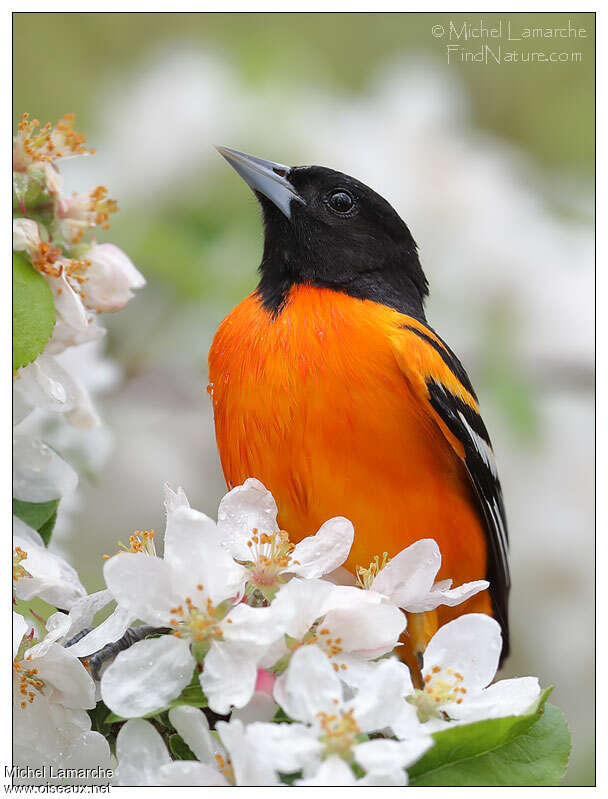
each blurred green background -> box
[14,12,594,786]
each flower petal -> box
[101,635,194,718]
[113,719,171,785]
[449,676,542,723]
[371,539,440,608]
[13,435,78,502]
[270,577,335,640]
[168,705,224,765]
[348,657,414,732]
[423,613,502,692]
[322,601,406,658]
[290,516,354,578]
[296,756,357,786]
[103,552,178,626]
[60,732,112,783]
[216,478,279,560]
[13,520,86,609]
[355,736,433,774]
[66,605,137,658]
[273,645,342,724]
[79,243,145,313]
[230,692,278,724]
[163,494,245,604]
[201,640,259,715]
[157,762,229,786]
[31,643,96,709]
[408,578,489,613]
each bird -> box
[208,146,510,669]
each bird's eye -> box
[327,190,355,215]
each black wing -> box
[396,323,511,662]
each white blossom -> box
[361,538,489,612]
[78,243,145,312]
[217,477,354,599]
[263,645,433,783]
[12,612,111,782]
[392,614,541,737]
[13,516,86,609]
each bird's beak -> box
[216,146,305,219]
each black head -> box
[217,147,428,319]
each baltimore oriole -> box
[208,147,510,666]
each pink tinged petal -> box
[230,692,278,724]
[157,762,229,786]
[371,538,441,608]
[255,668,276,695]
[13,612,29,659]
[322,602,406,658]
[296,756,358,786]
[66,606,137,658]
[32,643,96,709]
[103,552,178,626]
[101,635,194,718]
[414,578,489,612]
[273,645,342,724]
[13,436,78,502]
[423,613,502,692]
[80,243,145,313]
[114,719,171,785]
[169,705,224,766]
[216,477,279,560]
[201,640,258,715]
[289,516,354,578]
[449,676,542,723]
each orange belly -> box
[208,286,492,627]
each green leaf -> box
[169,733,197,761]
[408,690,571,787]
[105,667,208,723]
[37,509,58,545]
[13,497,60,545]
[13,250,55,369]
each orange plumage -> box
[209,286,492,632]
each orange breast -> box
[208,286,491,624]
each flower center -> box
[14,112,94,168]
[317,709,361,760]
[243,528,299,598]
[407,665,467,722]
[104,530,156,559]
[13,547,29,584]
[214,753,235,784]
[169,587,225,652]
[356,552,389,590]
[13,659,44,710]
